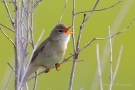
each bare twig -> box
[30,0,42,15]
[5,63,15,90]
[68,0,76,89]
[69,0,100,89]
[5,66,14,90]
[108,26,113,90]
[96,44,103,90]
[7,63,15,71]
[30,0,35,49]
[0,28,16,46]
[67,60,84,62]
[83,0,99,24]
[20,30,45,88]
[33,71,38,90]
[80,17,135,52]
[109,45,123,89]
[76,14,86,49]
[2,0,15,27]
[76,0,122,15]
[29,26,35,49]
[58,0,68,23]
[0,22,14,32]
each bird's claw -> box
[55,63,60,71]
[44,68,50,73]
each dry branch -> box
[0,28,15,46]
[76,0,122,15]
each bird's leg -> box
[41,65,50,73]
[55,63,60,71]
[45,68,50,73]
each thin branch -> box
[27,53,76,82]
[110,45,123,89]
[30,0,35,49]
[68,0,76,89]
[33,71,38,90]
[29,26,35,49]
[83,0,99,24]
[67,60,84,62]
[5,64,15,90]
[20,30,45,88]
[30,0,42,15]
[7,63,15,72]
[58,0,68,23]
[0,28,16,46]
[2,0,15,27]
[80,17,135,52]
[96,44,103,90]
[108,26,113,90]
[76,14,86,49]
[4,70,14,90]
[0,22,14,32]
[76,0,122,15]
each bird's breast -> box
[35,42,67,68]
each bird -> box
[23,23,73,83]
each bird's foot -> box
[55,63,60,71]
[45,68,50,73]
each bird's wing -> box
[31,38,49,62]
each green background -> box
[0,0,135,90]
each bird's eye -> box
[59,30,62,32]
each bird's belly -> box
[35,49,64,68]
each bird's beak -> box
[64,26,73,34]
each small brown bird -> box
[23,23,73,82]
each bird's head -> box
[49,23,73,42]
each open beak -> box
[64,26,73,34]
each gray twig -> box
[5,63,15,90]
[0,28,16,46]
[29,26,35,49]
[109,45,123,89]
[2,0,15,27]
[108,26,113,90]
[76,0,122,15]
[68,0,76,89]
[0,22,14,32]
[58,0,68,23]
[80,17,135,52]
[68,1,100,90]
[96,44,103,90]
[33,71,38,90]
[20,30,45,88]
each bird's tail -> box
[23,63,38,84]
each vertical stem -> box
[96,44,103,90]
[68,0,76,90]
[108,26,112,90]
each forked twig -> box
[0,28,16,46]
[20,30,45,88]
[79,17,135,52]
[33,71,38,90]
[76,0,122,15]
[109,45,123,89]
[2,0,15,27]
[5,63,15,90]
